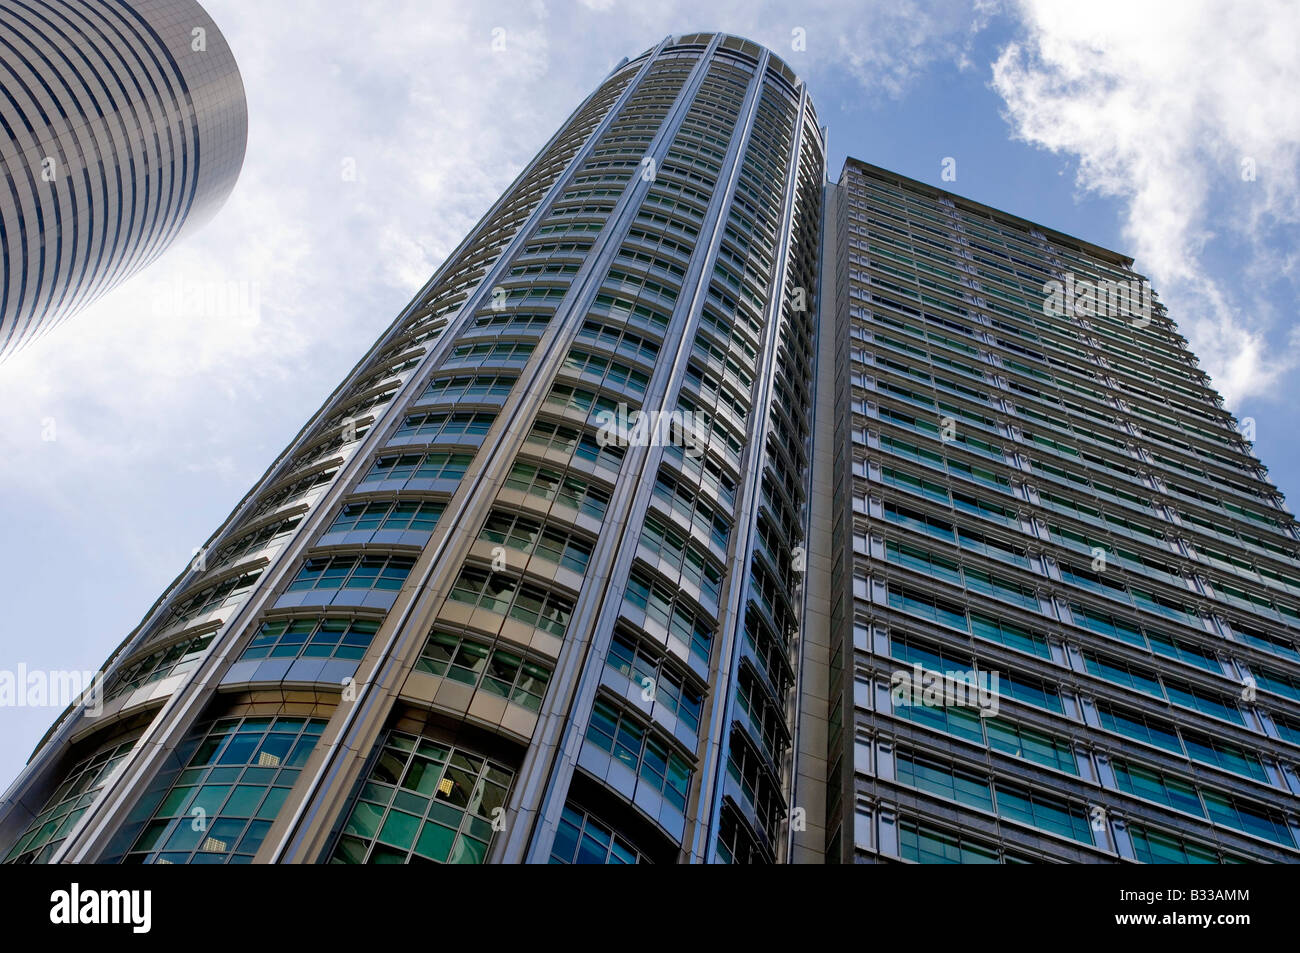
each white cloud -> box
[991,0,1300,406]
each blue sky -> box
[1,0,1298,787]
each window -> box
[998,670,1064,714]
[734,666,786,762]
[624,566,714,662]
[1203,789,1296,847]
[576,319,663,366]
[361,452,472,484]
[885,540,961,585]
[881,466,949,504]
[586,698,692,811]
[286,555,414,592]
[639,512,724,602]
[544,382,625,423]
[331,731,513,864]
[957,526,1030,569]
[393,411,495,443]
[1274,713,1300,746]
[478,509,593,574]
[1128,824,1228,864]
[1146,629,1221,673]
[1182,730,1267,783]
[899,817,999,864]
[446,567,573,638]
[725,731,784,840]
[995,782,1093,845]
[896,748,993,811]
[963,567,1041,613]
[1165,676,1244,726]
[883,500,954,541]
[240,617,379,662]
[549,804,648,864]
[208,516,301,569]
[414,629,551,711]
[124,716,324,864]
[893,690,984,744]
[1096,702,1182,754]
[969,611,1051,658]
[523,420,626,473]
[561,348,650,395]
[1082,650,1164,700]
[652,467,732,551]
[246,467,337,520]
[1113,759,1204,816]
[716,802,764,864]
[503,461,610,520]
[985,719,1077,774]
[167,571,262,625]
[1232,623,1300,663]
[443,340,534,367]
[326,499,444,534]
[606,630,703,733]
[1254,665,1300,703]
[1071,603,1147,649]
[417,373,516,405]
[105,633,215,701]
[5,738,137,864]
[886,583,968,632]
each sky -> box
[1,0,1298,788]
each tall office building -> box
[826,158,1300,863]
[0,32,826,865]
[0,0,247,359]
[6,32,1300,867]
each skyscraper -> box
[824,158,1300,863]
[0,0,247,359]
[5,31,1300,867]
[0,32,826,865]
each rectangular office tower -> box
[825,158,1300,863]
[0,33,825,865]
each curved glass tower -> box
[0,0,248,358]
[0,32,826,865]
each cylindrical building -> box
[0,32,826,865]
[0,0,247,358]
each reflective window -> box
[331,731,513,864]
[549,804,648,864]
[5,738,137,864]
[240,617,379,662]
[124,716,324,864]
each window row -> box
[446,567,573,639]
[586,698,692,812]
[414,628,552,712]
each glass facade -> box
[830,158,1300,863]
[330,731,512,865]
[121,715,324,864]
